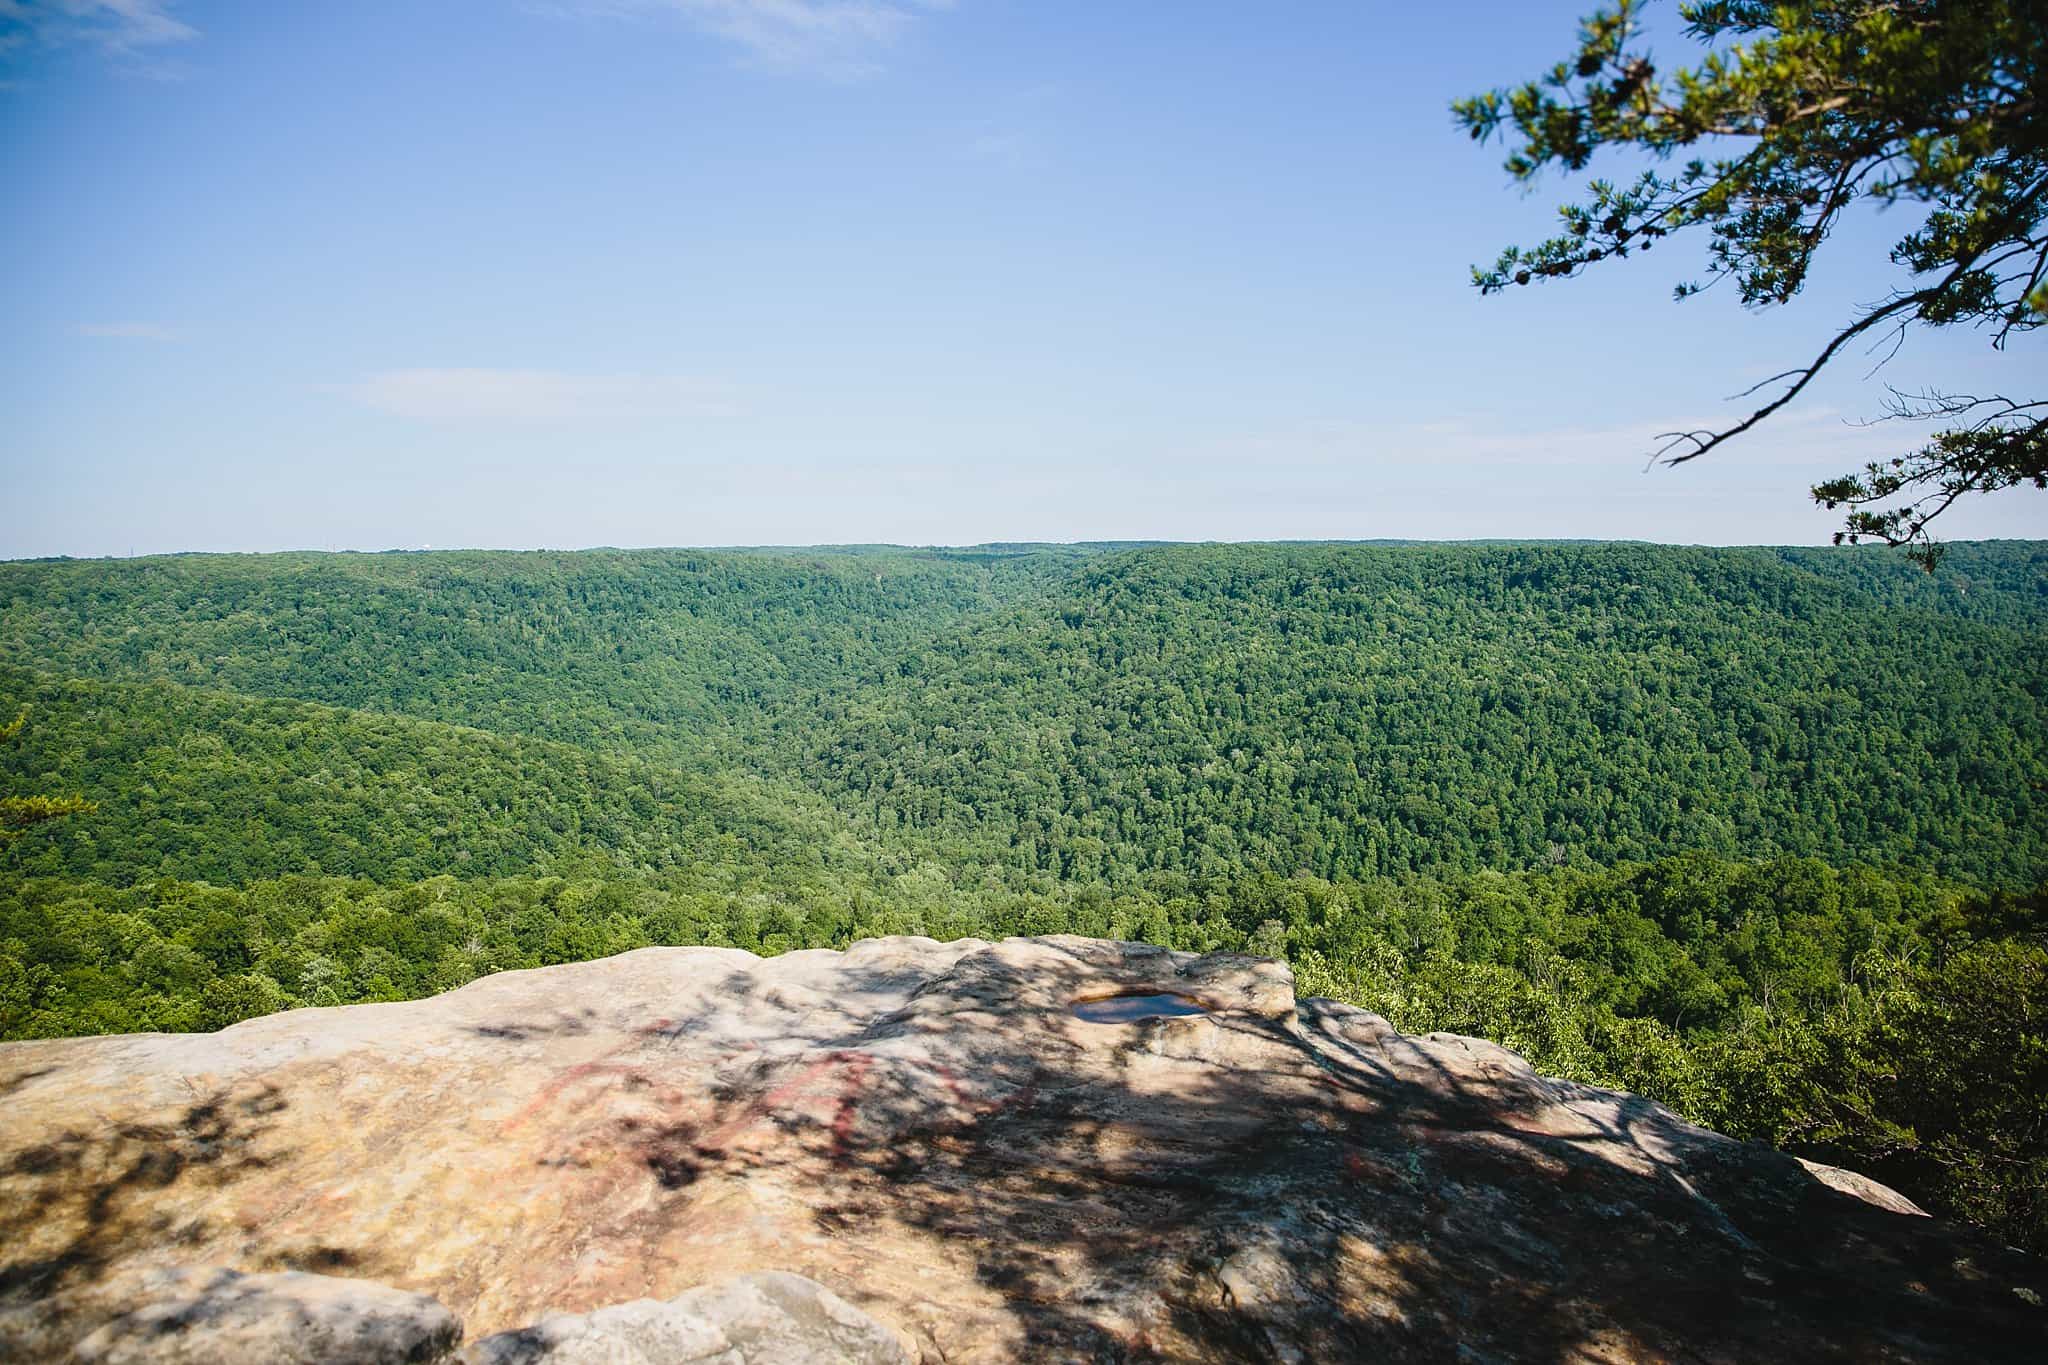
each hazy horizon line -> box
[6,536,2043,566]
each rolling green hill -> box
[4,540,2043,884]
[0,669,889,888]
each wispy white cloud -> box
[1,1,197,70]
[541,0,952,77]
[964,129,1038,169]
[343,368,745,424]
[961,83,1063,169]
[1188,406,1903,476]
[70,320,183,340]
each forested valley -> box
[2,541,2044,1251]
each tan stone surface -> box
[68,1266,461,1364]
[2,935,2042,1361]
[456,1270,909,1364]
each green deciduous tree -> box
[0,707,92,846]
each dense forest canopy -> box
[3,541,2044,884]
[2,539,2044,1249]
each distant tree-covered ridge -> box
[0,669,889,887]
[3,541,2043,884]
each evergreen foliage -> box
[1458,0,2047,560]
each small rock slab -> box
[1071,992,1209,1023]
[458,1272,908,1364]
[70,1267,459,1365]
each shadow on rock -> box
[2,938,2042,1363]
[608,939,2044,1362]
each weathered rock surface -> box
[457,1271,907,1364]
[2,935,2041,1362]
[1,1265,461,1364]
[70,1267,461,1364]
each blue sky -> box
[3,0,2041,557]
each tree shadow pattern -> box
[588,941,2045,1362]
[0,1081,291,1302]
[0,938,2041,1363]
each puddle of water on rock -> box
[1070,992,1209,1024]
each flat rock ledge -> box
[1,935,2040,1362]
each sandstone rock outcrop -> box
[2,935,2041,1361]
[456,1271,907,1364]
[69,1267,461,1364]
